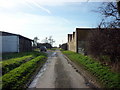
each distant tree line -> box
[33,36,55,49]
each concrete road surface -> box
[28,49,91,88]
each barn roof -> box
[0,31,33,41]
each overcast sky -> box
[0,0,116,46]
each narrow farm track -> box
[28,49,91,88]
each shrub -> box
[86,29,120,63]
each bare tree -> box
[97,2,120,28]
[42,36,55,46]
[43,37,48,43]
[48,36,55,46]
[33,37,39,47]
[117,0,120,15]
[86,1,120,72]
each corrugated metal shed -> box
[0,31,33,53]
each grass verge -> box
[1,51,46,75]
[2,51,44,60]
[1,55,33,75]
[1,55,47,89]
[62,50,120,88]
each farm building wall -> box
[76,28,90,54]
[67,32,77,52]
[0,32,2,54]
[19,36,32,52]
[2,36,19,53]
[1,31,33,53]
[60,43,68,50]
[67,28,120,54]
[67,28,93,54]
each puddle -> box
[51,52,57,57]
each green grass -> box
[1,55,47,89]
[62,51,120,88]
[60,48,64,51]
[1,51,47,75]
[1,55,33,75]
[51,48,57,51]
[47,48,57,51]
[34,48,40,52]
[2,51,42,60]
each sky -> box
[0,0,116,46]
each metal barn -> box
[0,31,33,53]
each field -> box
[1,51,47,89]
[62,51,120,88]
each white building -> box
[0,31,33,53]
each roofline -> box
[0,31,33,41]
[19,35,34,41]
[68,34,72,35]
[67,28,120,35]
[76,28,97,30]
[76,28,120,30]
[0,31,19,36]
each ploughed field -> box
[0,51,47,89]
